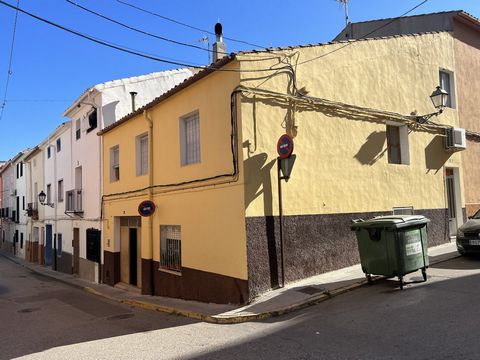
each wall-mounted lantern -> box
[38,191,54,208]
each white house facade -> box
[43,123,73,273]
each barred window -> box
[160,225,181,273]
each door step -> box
[114,282,141,294]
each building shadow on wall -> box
[354,131,387,165]
[243,152,279,288]
[425,135,451,174]
[102,101,119,128]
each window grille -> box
[160,225,182,272]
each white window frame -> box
[110,145,120,182]
[439,69,456,109]
[75,119,81,140]
[386,121,410,165]
[179,111,201,166]
[136,133,148,176]
[57,179,64,202]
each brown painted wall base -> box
[39,244,45,265]
[57,252,73,274]
[144,259,248,304]
[103,251,120,286]
[246,208,451,299]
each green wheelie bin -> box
[351,215,430,289]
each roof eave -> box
[98,54,236,136]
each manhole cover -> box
[18,307,40,314]
[107,313,134,321]
[296,286,324,295]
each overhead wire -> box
[0,0,20,122]
[114,0,267,49]
[64,0,210,53]
[298,0,430,65]
[0,1,291,74]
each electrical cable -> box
[0,1,291,74]
[0,0,20,122]
[297,0,430,65]
[114,0,267,49]
[65,0,211,53]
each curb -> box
[2,249,461,324]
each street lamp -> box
[416,86,449,124]
[38,190,54,208]
[430,86,449,110]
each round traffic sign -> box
[277,134,294,159]
[138,200,156,217]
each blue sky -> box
[0,0,479,160]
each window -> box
[57,233,62,256]
[56,138,61,152]
[87,109,97,132]
[180,111,200,165]
[16,163,19,179]
[47,147,51,159]
[386,123,410,165]
[58,179,64,202]
[136,133,148,176]
[22,196,25,210]
[20,233,23,249]
[20,162,23,177]
[76,119,81,140]
[439,70,455,108]
[46,184,51,204]
[110,146,120,182]
[160,225,182,273]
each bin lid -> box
[351,215,430,230]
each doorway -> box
[73,228,80,275]
[120,217,141,288]
[45,225,52,266]
[445,167,463,237]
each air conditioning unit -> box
[445,128,466,151]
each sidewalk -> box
[0,242,459,324]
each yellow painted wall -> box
[102,62,248,280]
[238,32,464,217]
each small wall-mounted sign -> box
[138,200,156,217]
[277,134,294,159]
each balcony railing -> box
[66,189,83,213]
[27,202,39,220]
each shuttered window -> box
[180,112,200,166]
[136,133,148,176]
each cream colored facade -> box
[101,32,464,303]
[239,32,462,217]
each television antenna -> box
[336,0,350,26]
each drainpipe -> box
[143,109,154,295]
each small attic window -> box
[87,109,98,133]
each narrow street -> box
[0,256,196,360]
[2,254,480,359]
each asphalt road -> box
[3,254,480,359]
[0,255,196,360]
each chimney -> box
[213,22,226,63]
[130,91,137,112]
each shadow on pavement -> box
[430,255,480,270]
